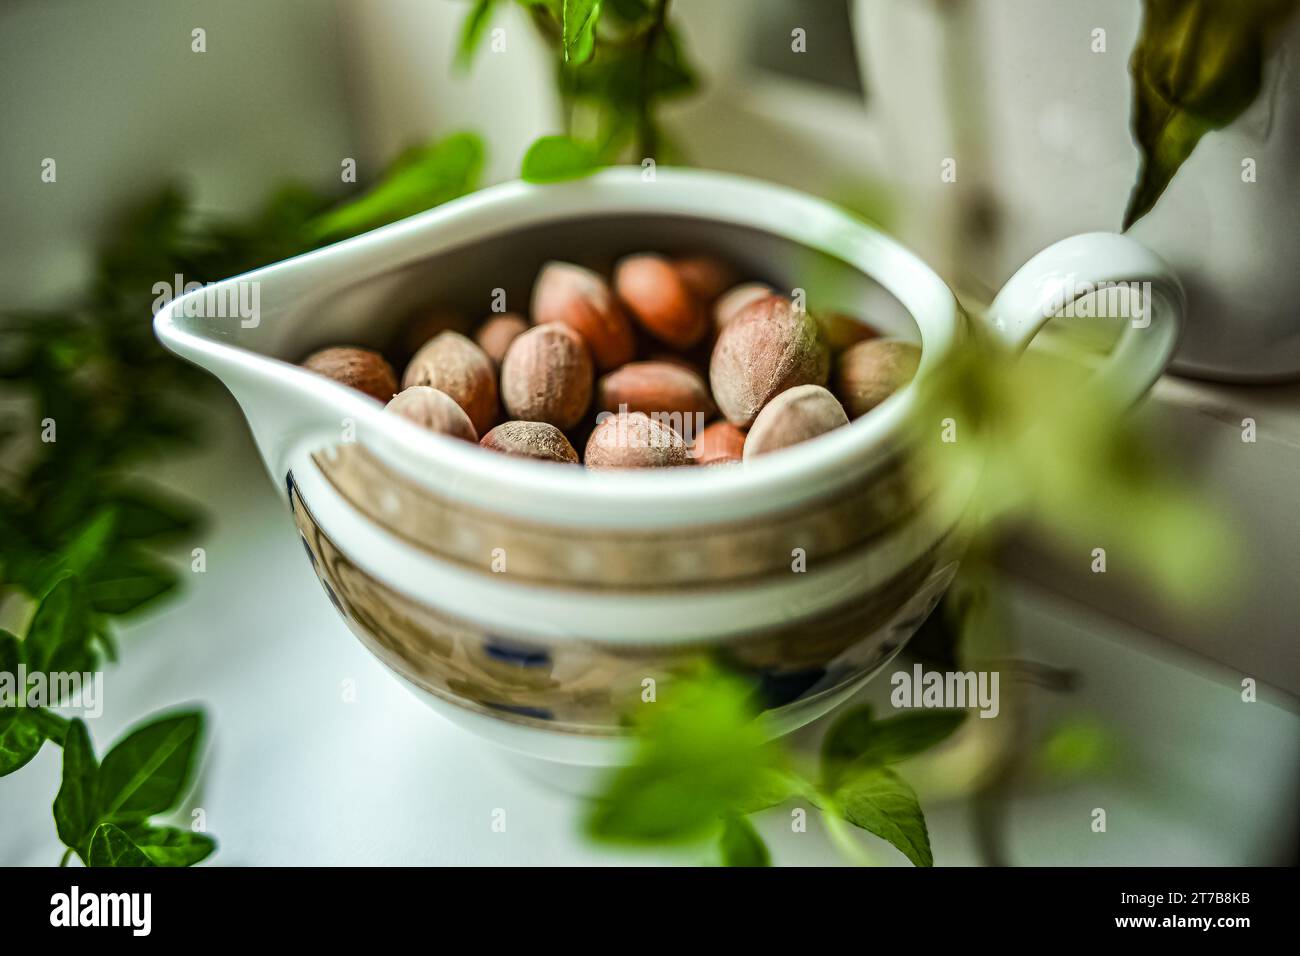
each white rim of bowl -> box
[156,167,960,527]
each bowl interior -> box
[268,213,920,363]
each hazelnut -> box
[584,411,693,470]
[402,331,498,437]
[499,324,593,430]
[480,421,580,464]
[615,254,708,350]
[744,385,849,460]
[595,361,715,432]
[817,311,879,353]
[672,255,737,304]
[709,296,829,428]
[692,420,746,465]
[302,346,397,403]
[398,308,465,361]
[532,261,634,371]
[713,283,773,331]
[834,339,921,419]
[385,386,478,442]
[474,313,529,366]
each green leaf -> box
[520,135,603,183]
[718,815,770,867]
[0,714,47,776]
[23,575,97,676]
[562,0,602,64]
[125,825,216,867]
[585,668,783,845]
[96,710,203,820]
[0,631,65,775]
[53,718,99,850]
[456,0,498,69]
[100,485,203,543]
[87,823,155,867]
[834,767,933,867]
[309,132,485,240]
[821,706,966,787]
[87,548,179,616]
[1123,0,1300,229]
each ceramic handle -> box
[982,232,1184,407]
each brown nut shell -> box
[480,421,580,464]
[743,384,849,460]
[708,296,830,428]
[532,261,635,371]
[615,254,708,350]
[713,283,774,332]
[385,386,478,442]
[595,361,715,432]
[499,324,594,430]
[302,346,398,403]
[672,255,737,304]
[692,420,746,465]
[474,313,529,366]
[834,338,921,419]
[402,331,498,436]
[584,411,693,470]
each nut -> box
[743,385,849,460]
[474,313,529,366]
[499,324,594,430]
[302,346,397,403]
[673,255,737,303]
[385,386,478,442]
[709,295,829,427]
[692,420,746,465]
[595,361,715,431]
[402,331,498,437]
[615,254,708,350]
[480,421,580,464]
[834,338,921,419]
[713,283,773,331]
[397,308,466,361]
[532,261,634,371]
[818,311,879,353]
[584,411,693,470]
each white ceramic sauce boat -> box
[154,168,1182,777]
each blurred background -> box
[1,0,1297,865]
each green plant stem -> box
[58,847,74,867]
[635,0,671,160]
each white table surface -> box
[2,401,1297,866]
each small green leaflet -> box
[718,815,770,867]
[520,135,603,183]
[22,575,97,678]
[585,667,785,846]
[125,825,217,866]
[833,767,934,867]
[309,133,485,240]
[456,0,499,68]
[87,824,155,868]
[53,719,99,849]
[1123,0,1300,228]
[97,711,203,820]
[821,705,966,788]
[562,0,602,64]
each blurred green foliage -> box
[1125,0,1299,228]
[586,667,965,866]
[0,131,483,864]
[459,0,698,173]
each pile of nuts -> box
[301,253,921,469]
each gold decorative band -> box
[289,473,956,735]
[312,442,923,590]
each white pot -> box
[155,168,1180,776]
[853,0,1300,382]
